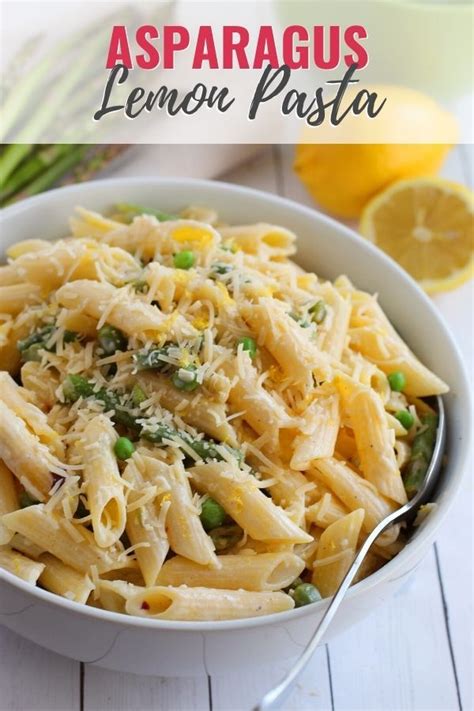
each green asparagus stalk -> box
[17,324,55,352]
[0,26,109,182]
[5,145,89,204]
[1,8,138,141]
[17,323,77,361]
[62,374,239,463]
[3,145,128,206]
[403,414,439,497]
[114,203,178,224]
[133,346,176,371]
[1,34,43,101]
[0,144,73,201]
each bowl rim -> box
[0,176,471,633]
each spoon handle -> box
[253,515,397,711]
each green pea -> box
[98,324,127,355]
[237,336,257,359]
[309,300,327,324]
[171,366,199,391]
[131,384,147,406]
[19,491,39,508]
[388,371,406,392]
[293,582,322,607]
[395,409,414,430]
[200,497,227,531]
[173,250,195,270]
[114,436,135,460]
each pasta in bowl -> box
[0,197,450,624]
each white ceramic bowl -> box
[0,178,471,676]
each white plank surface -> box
[328,549,460,711]
[0,625,80,711]
[83,665,209,711]
[210,646,333,711]
[426,143,473,711]
[0,143,472,711]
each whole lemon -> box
[294,87,457,219]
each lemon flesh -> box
[360,178,474,294]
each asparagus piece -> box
[403,414,439,497]
[97,325,128,356]
[62,375,238,463]
[62,375,137,430]
[133,346,176,372]
[17,324,55,353]
[114,203,178,224]
[17,324,77,361]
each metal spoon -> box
[255,395,446,711]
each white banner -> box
[1,0,472,144]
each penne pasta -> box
[97,579,142,613]
[38,553,95,604]
[2,505,124,574]
[126,585,294,621]
[189,462,312,544]
[312,509,365,597]
[219,223,296,258]
[79,415,127,548]
[157,552,305,591]
[20,361,60,410]
[0,460,19,545]
[0,546,45,584]
[56,280,196,341]
[311,458,400,546]
[242,298,332,389]
[291,393,340,469]
[349,293,448,396]
[223,353,294,451]
[0,204,447,618]
[0,372,64,457]
[0,400,55,500]
[0,283,41,315]
[122,459,169,586]
[144,456,218,568]
[338,377,407,505]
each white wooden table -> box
[1,145,472,711]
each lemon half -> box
[360,177,474,294]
